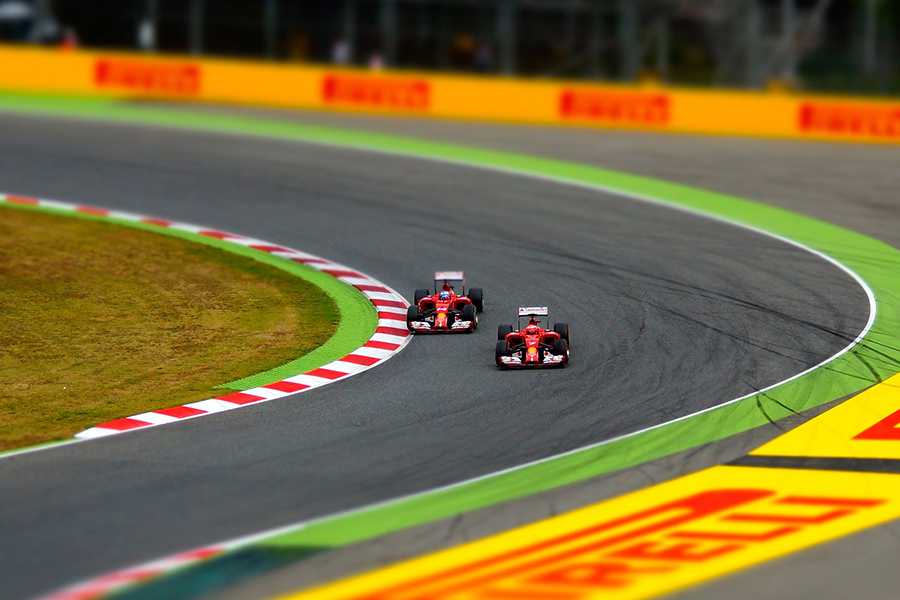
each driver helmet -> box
[439,291,451,300]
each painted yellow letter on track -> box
[753,372,900,459]
[282,466,900,600]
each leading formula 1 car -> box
[496,307,569,368]
[407,271,484,333]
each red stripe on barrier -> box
[371,299,407,310]
[377,326,410,337]
[322,269,365,278]
[176,548,223,560]
[263,381,309,393]
[95,570,158,584]
[154,406,206,419]
[249,244,293,254]
[198,230,240,240]
[290,257,329,264]
[216,392,265,405]
[341,354,381,366]
[355,285,391,293]
[5,195,39,205]
[141,218,173,227]
[75,206,109,216]
[378,311,406,321]
[366,340,402,351]
[305,368,348,380]
[97,418,150,431]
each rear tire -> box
[414,288,429,304]
[462,304,477,330]
[497,324,513,341]
[495,340,510,367]
[553,338,569,367]
[406,305,421,331]
[553,323,570,343]
[468,287,484,312]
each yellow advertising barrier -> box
[2,44,900,144]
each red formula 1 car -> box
[496,307,569,368]
[407,271,484,333]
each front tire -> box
[406,305,422,331]
[462,304,477,330]
[495,340,510,367]
[553,323,570,344]
[553,338,569,367]
[468,287,484,312]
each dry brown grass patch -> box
[0,208,339,450]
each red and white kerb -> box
[39,546,228,600]
[0,194,410,440]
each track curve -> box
[0,114,868,600]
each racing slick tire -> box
[468,288,484,312]
[553,338,569,367]
[495,340,510,367]
[553,323,570,344]
[462,304,477,330]
[407,305,422,331]
[497,324,513,341]
[414,288,430,304]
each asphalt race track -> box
[0,113,874,600]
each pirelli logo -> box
[94,59,201,95]
[559,90,670,125]
[339,488,881,600]
[799,102,900,139]
[322,75,430,110]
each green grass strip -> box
[0,200,376,393]
[3,90,899,562]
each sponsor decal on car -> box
[559,90,670,125]
[94,58,202,95]
[518,307,549,316]
[799,102,900,139]
[322,74,430,110]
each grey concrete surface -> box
[0,112,869,600]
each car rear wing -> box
[434,271,464,281]
[435,271,465,293]
[518,307,549,316]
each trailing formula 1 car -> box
[406,271,484,333]
[496,307,569,368]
